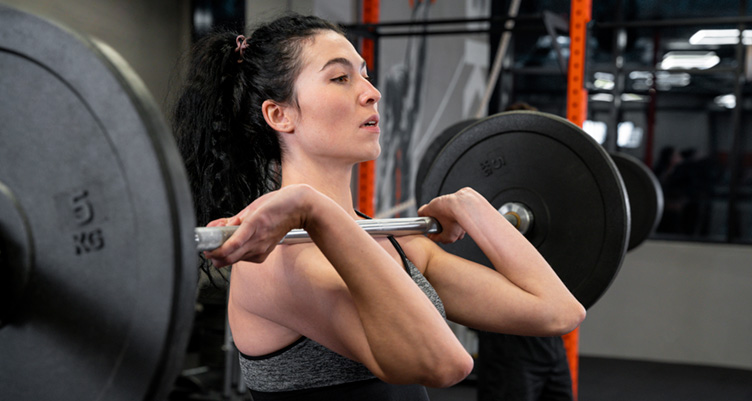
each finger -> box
[208,256,229,269]
[231,242,276,264]
[211,233,275,266]
[206,217,230,227]
[205,218,255,260]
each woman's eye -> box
[332,75,349,83]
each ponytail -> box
[173,13,344,227]
[173,30,280,227]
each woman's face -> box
[285,30,382,165]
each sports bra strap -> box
[354,211,411,275]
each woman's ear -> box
[261,100,295,133]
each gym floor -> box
[425,357,752,401]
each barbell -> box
[0,5,663,401]
[194,204,533,250]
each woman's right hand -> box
[203,184,316,267]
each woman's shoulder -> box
[228,243,337,352]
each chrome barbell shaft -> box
[194,202,533,252]
[195,216,443,252]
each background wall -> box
[246,0,356,26]
[580,241,752,370]
[375,0,492,214]
[0,0,191,117]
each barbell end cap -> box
[498,202,534,235]
[194,226,239,252]
[424,216,443,234]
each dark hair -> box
[173,13,345,227]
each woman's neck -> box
[280,159,359,219]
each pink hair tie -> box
[235,35,248,63]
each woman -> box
[174,13,585,401]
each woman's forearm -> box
[446,188,585,333]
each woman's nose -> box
[360,78,381,105]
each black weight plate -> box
[414,119,477,202]
[610,152,664,250]
[0,6,196,401]
[419,111,630,309]
[0,182,34,327]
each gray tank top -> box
[238,238,445,393]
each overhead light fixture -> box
[617,121,643,148]
[590,93,614,102]
[655,71,691,87]
[659,51,720,70]
[629,71,691,91]
[714,94,736,109]
[689,29,752,45]
[621,93,649,102]
[580,120,644,148]
[629,71,652,80]
[583,120,607,144]
[593,72,615,90]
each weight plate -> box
[610,152,664,250]
[419,111,630,309]
[414,119,477,202]
[0,6,196,401]
[0,182,34,327]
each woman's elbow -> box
[379,351,474,388]
[420,352,474,388]
[549,300,586,336]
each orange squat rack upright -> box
[356,0,379,217]
[564,0,592,399]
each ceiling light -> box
[617,121,643,148]
[659,51,720,70]
[714,94,736,109]
[629,71,652,80]
[621,93,649,102]
[689,29,752,45]
[583,120,607,144]
[590,93,614,102]
[655,71,691,87]
[593,72,615,90]
[629,71,691,91]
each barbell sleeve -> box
[194,216,443,251]
[498,202,534,235]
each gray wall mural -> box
[376,0,491,217]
